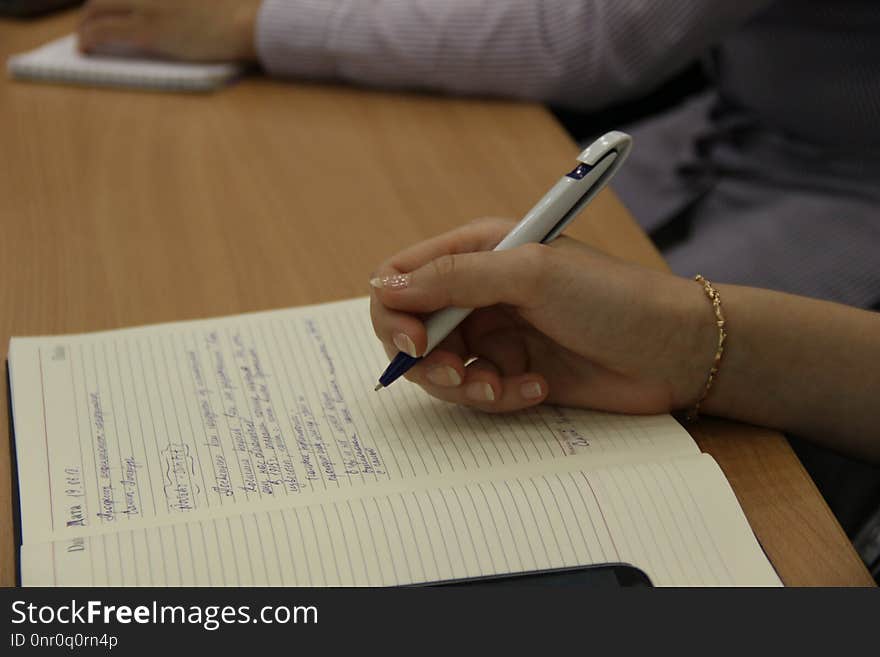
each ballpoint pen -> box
[374,130,633,391]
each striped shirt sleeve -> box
[254,0,773,110]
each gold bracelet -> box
[687,275,727,421]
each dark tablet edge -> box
[6,360,23,586]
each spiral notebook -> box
[7,297,782,586]
[7,34,241,92]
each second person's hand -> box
[78,0,261,62]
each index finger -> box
[376,218,514,279]
[368,218,512,362]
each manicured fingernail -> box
[370,273,410,290]
[426,366,462,387]
[520,381,543,400]
[393,333,418,357]
[465,382,495,402]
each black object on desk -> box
[0,0,83,18]
[423,563,653,588]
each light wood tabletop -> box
[0,10,873,587]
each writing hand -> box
[369,219,716,415]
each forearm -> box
[254,0,771,110]
[699,285,880,461]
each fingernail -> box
[370,273,410,290]
[393,333,418,357]
[426,366,462,387]
[520,381,543,400]
[465,382,495,402]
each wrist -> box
[684,276,729,419]
[233,0,262,61]
[667,275,721,411]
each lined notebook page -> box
[7,35,241,92]
[21,455,781,587]
[9,297,698,545]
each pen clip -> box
[541,131,632,243]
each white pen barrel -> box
[421,175,594,356]
[494,171,602,250]
[424,306,474,353]
[418,141,622,360]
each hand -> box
[77,0,262,62]
[370,219,718,415]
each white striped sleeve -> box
[255,0,772,110]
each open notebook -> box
[7,297,781,586]
[7,34,241,92]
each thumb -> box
[371,243,549,314]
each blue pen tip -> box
[377,352,422,388]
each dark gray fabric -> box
[716,0,880,149]
[615,91,880,308]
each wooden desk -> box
[0,11,873,587]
